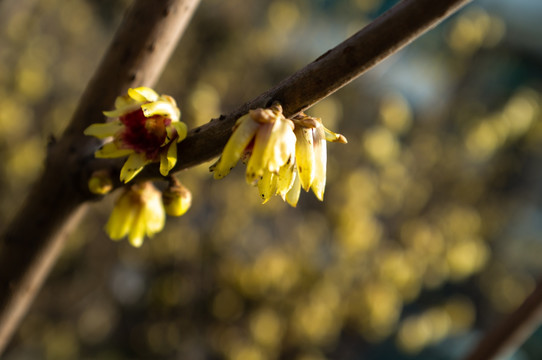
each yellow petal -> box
[128,210,146,247]
[103,105,139,118]
[257,170,277,204]
[141,100,180,121]
[95,142,133,158]
[324,126,348,143]
[128,87,159,102]
[285,171,301,207]
[295,127,315,191]
[213,115,259,179]
[246,122,273,184]
[84,121,123,139]
[170,121,187,143]
[120,153,147,183]
[276,160,296,198]
[311,125,327,201]
[105,191,137,240]
[160,144,177,176]
[114,94,135,109]
[143,187,166,236]
[265,118,296,173]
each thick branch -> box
[0,0,200,354]
[463,279,542,360]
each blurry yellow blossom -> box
[88,170,113,195]
[162,176,192,217]
[84,87,187,182]
[105,182,165,247]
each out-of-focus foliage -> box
[2,0,542,359]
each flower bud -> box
[162,178,192,217]
[88,170,113,195]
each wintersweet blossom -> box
[211,104,347,207]
[212,104,296,184]
[84,87,187,183]
[105,182,165,247]
[291,113,347,202]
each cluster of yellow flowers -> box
[211,104,347,206]
[104,178,191,247]
[85,88,346,246]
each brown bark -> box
[0,0,201,353]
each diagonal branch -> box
[85,0,472,181]
[463,279,542,360]
[0,0,200,354]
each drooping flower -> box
[105,181,165,247]
[211,104,346,207]
[211,104,296,184]
[291,113,347,202]
[84,87,187,183]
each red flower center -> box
[119,108,173,160]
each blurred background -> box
[1,0,542,359]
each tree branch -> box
[167,0,473,173]
[0,0,200,354]
[83,0,474,181]
[463,279,542,360]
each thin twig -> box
[0,0,200,354]
[463,279,542,360]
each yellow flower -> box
[291,113,347,201]
[211,105,346,207]
[84,87,187,183]
[105,182,165,247]
[277,113,347,207]
[212,104,296,184]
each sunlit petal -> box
[265,118,296,173]
[276,160,296,198]
[213,115,259,179]
[160,143,177,176]
[246,122,273,184]
[128,87,159,102]
[295,127,315,191]
[95,142,133,158]
[141,100,180,121]
[170,121,188,142]
[84,121,123,139]
[285,171,301,207]
[258,170,277,204]
[114,94,136,109]
[120,153,147,183]
[311,124,327,201]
